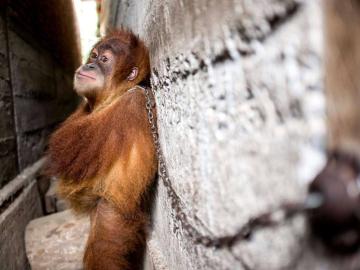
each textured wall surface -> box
[0,6,79,183]
[0,15,17,188]
[8,24,77,170]
[105,0,331,269]
[0,3,80,269]
[6,0,81,72]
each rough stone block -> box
[25,210,89,270]
[104,0,340,269]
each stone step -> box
[25,210,89,270]
[25,209,168,270]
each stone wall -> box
[103,0,357,269]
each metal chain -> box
[139,85,318,249]
[141,85,213,243]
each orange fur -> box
[47,29,157,269]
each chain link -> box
[141,85,212,243]
[138,85,314,249]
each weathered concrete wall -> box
[105,0,333,269]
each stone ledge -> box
[25,210,89,270]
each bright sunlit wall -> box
[73,0,99,63]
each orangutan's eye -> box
[100,55,108,63]
[90,52,98,59]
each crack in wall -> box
[154,145,300,247]
[230,1,302,57]
[156,166,305,269]
[151,2,302,89]
[236,1,302,44]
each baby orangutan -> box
[47,29,157,270]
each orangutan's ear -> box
[127,67,138,81]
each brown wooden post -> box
[325,0,360,156]
[308,0,360,253]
